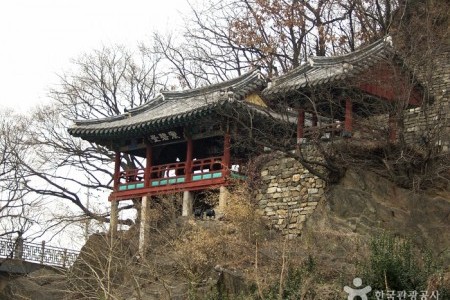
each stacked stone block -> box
[256,157,325,238]
[403,44,450,152]
[403,102,449,152]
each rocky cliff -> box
[1,168,449,299]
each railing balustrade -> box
[303,122,343,139]
[119,168,146,184]
[116,156,232,191]
[192,156,224,174]
[150,161,186,179]
[302,120,387,141]
[0,237,78,268]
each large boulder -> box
[0,268,67,300]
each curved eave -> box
[72,69,267,127]
[263,37,395,98]
[68,102,225,139]
[68,70,268,140]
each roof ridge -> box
[74,114,127,126]
[271,36,393,84]
[161,68,264,99]
[70,69,267,128]
[69,69,267,135]
[263,36,396,96]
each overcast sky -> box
[0,0,189,113]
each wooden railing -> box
[120,168,146,184]
[0,237,79,268]
[151,161,186,179]
[302,121,389,141]
[115,156,232,191]
[303,122,343,139]
[192,156,224,173]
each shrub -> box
[364,233,435,292]
[262,254,316,300]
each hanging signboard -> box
[148,128,183,145]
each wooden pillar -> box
[110,200,118,240]
[144,144,152,188]
[219,133,232,212]
[185,136,193,182]
[344,99,353,137]
[388,113,397,142]
[219,186,230,212]
[182,191,194,217]
[297,109,305,145]
[139,195,149,258]
[223,133,231,176]
[113,151,121,191]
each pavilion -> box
[68,37,427,254]
[68,69,280,254]
[263,36,426,145]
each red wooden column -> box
[223,133,231,177]
[388,113,397,142]
[344,99,353,137]
[185,137,193,182]
[144,144,153,188]
[113,151,121,191]
[297,109,305,146]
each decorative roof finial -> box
[228,89,234,101]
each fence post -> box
[40,241,45,264]
[62,249,67,268]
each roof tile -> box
[68,70,267,138]
[263,37,394,97]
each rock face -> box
[256,152,450,265]
[302,168,450,267]
[331,169,449,262]
[0,268,67,300]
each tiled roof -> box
[68,70,267,138]
[263,36,395,98]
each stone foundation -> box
[256,156,326,238]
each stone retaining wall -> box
[403,44,450,152]
[256,156,325,238]
[403,101,449,152]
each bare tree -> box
[0,109,39,238]
[52,45,163,118]
[150,0,388,88]
[13,45,165,233]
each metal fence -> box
[0,237,79,268]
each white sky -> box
[0,0,189,113]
